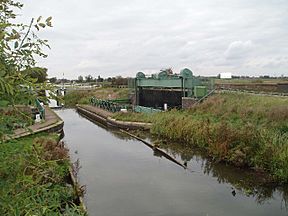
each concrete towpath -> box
[6,106,64,140]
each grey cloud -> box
[224,40,254,59]
[20,0,288,78]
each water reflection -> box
[135,131,288,208]
[77,111,288,207]
[77,111,133,141]
[77,111,182,165]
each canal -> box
[56,109,288,216]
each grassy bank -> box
[0,133,85,215]
[113,93,288,182]
[215,78,288,84]
[152,93,288,182]
[113,112,155,123]
[64,87,129,107]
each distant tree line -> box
[231,75,288,79]
[47,73,287,86]
[48,74,129,86]
[213,74,288,79]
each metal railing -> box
[35,98,45,119]
[194,89,216,106]
[90,97,130,113]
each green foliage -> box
[22,67,48,83]
[113,112,155,123]
[49,77,57,83]
[0,107,33,139]
[0,0,54,138]
[0,0,53,106]
[0,134,85,215]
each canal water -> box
[56,109,288,216]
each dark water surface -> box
[56,109,288,216]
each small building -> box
[220,73,232,79]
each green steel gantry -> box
[133,68,208,101]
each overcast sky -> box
[21,0,288,79]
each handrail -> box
[194,88,216,105]
[90,97,129,113]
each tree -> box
[97,75,103,82]
[77,75,83,83]
[111,76,128,86]
[0,0,53,106]
[49,77,57,83]
[161,68,173,74]
[85,74,93,82]
[22,67,48,83]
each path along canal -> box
[56,109,288,216]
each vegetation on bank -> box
[113,112,155,123]
[0,107,33,140]
[63,87,129,107]
[152,93,288,182]
[0,133,85,215]
[0,1,53,108]
[112,93,288,182]
[215,78,288,84]
[0,1,85,214]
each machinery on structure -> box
[129,68,213,110]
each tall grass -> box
[102,92,288,181]
[151,93,288,182]
[113,112,155,123]
[0,134,85,215]
[64,87,129,107]
[0,108,33,140]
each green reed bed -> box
[0,134,85,215]
[113,112,155,123]
[151,93,288,182]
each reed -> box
[151,93,288,182]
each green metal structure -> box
[90,97,130,113]
[133,68,211,104]
[35,98,45,119]
[133,105,162,113]
[90,96,163,114]
[135,68,203,98]
[194,86,207,98]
